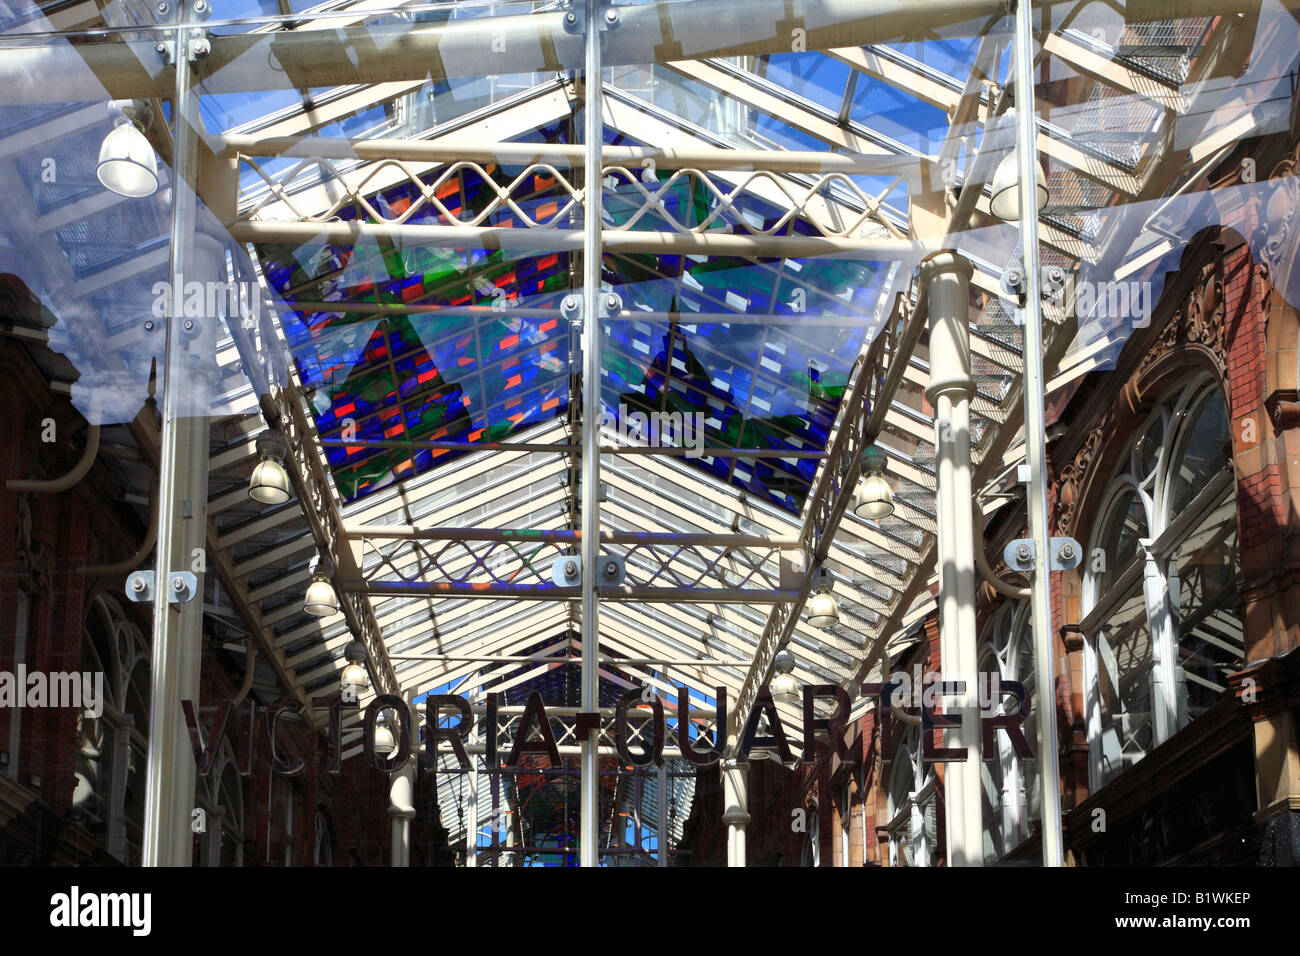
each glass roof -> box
[2,0,1290,864]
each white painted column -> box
[922,250,982,867]
[388,756,415,867]
[722,755,749,867]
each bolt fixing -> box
[132,577,147,592]
[564,560,578,577]
[172,577,186,592]
[565,10,577,22]
[1015,543,1031,562]
[604,561,618,576]
[183,319,195,332]
[1059,543,1075,560]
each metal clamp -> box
[125,570,199,603]
[550,555,626,586]
[1000,267,1025,307]
[553,556,581,587]
[1040,264,1066,303]
[598,292,622,318]
[561,293,583,333]
[561,4,585,34]
[598,555,625,586]
[126,570,154,603]
[1003,537,1082,573]
[169,571,199,603]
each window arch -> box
[195,746,245,867]
[315,808,335,867]
[72,594,150,864]
[882,723,937,867]
[978,600,1038,862]
[1081,375,1241,790]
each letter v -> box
[182,699,235,775]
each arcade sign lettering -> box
[180,674,1030,777]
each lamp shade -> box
[372,719,396,755]
[771,670,800,705]
[807,590,839,628]
[304,577,338,617]
[853,472,895,520]
[97,120,159,198]
[989,149,1049,222]
[249,456,292,505]
[340,661,368,695]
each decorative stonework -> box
[1261,141,1300,285]
[1265,388,1300,432]
[1055,407,1112,538]
[1056,253,1227,537]
[14,494,52,597]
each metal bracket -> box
[598,292,622,318]
[125,570,198,603]
[1003,537,1082,573]
[550,554,626,586]
[1000,267,1025,309]
[126,570,154,603]
[597,555,625,586]
[553,556,581,587]
[561,4,585,34]
[1040,264,1066,304]
[561,293,583,333]
[169,571,199,603]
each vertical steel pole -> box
[1013,0,1064,868]
[142,5,213,866]
[578,0,604,868]
[467,676,480,867]
[657,761,668,867]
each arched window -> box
[315,809,335,867]
[882,723,937,867]
[1081,375,1241,790]
[72,595,149,864]
[195,747,245,867]
[979,600,1038,862]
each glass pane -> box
[1095,487,1147,594]
[1175,493,1243,718]
[1168,386,1230,518]
[1095,591,1154,787]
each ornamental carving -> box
[1055,407,1112,538]
[14,494,52,597]
[1260,141,1300,284]
[1056,252,1227,537]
